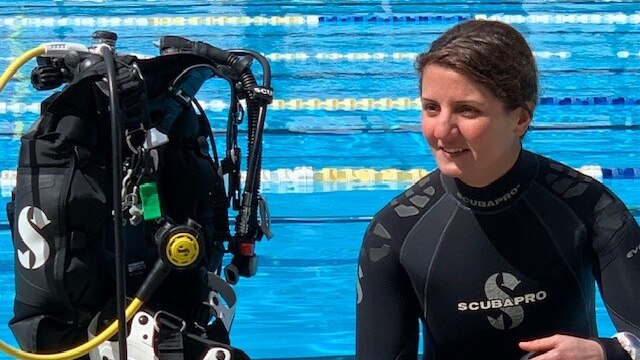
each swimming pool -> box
[0,0,639,359]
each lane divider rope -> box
[8,50,640,63]
[262,51,574,61]
[0,15,311,27]
[2,166,638,192]
[616,51,640,59]
[1,13,640,28]
[2,96,640,114]
[477,13,640,24]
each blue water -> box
[0,0,639,359]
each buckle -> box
[153,310,187,333]
[168,86,193,106]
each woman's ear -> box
[514,101,534,137]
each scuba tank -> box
[0,31,273,359]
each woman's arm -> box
[592,190,640,359]
[356,219,420,360]
[591,191,640,334]
[520,190,640,360]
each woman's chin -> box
[436,162,465,179]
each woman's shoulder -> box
[530,152,610,193]
[375,169,445,220]
[528,151,623,219]
[363,170,447,251]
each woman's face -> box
[420,65,529,187]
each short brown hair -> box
[415,20,538,119]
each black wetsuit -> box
[356,150,640,359]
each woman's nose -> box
[432,113,457,139]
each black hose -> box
[229,50,272,238]
[226,87,241,210]
[100,45,128,360]
[240,72,260,174]
[229,49,272,87]
[235,73,261,235]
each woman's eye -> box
[459,106,479,118]
[422,103,438,114]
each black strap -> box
[155,312,236,360]
[155,313,186,360]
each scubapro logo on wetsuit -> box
[457,292,547,311]
[457,272,547,330]
[456,184,521,208]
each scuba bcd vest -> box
[2,31,273,359]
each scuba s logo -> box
[16,206,51,270]
[356,265,364,304]
[457,272,548,330]
[484,272,525,330]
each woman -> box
[356,20,640,359]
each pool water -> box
[0,1,639,359]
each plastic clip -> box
[258,196,273,240]
[153,310,186,333]
[125,123,146,155]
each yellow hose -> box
[0,298,143,360]
[0,45,46,92]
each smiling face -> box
[420,65,531,187]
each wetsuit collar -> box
[441,150,538,211]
